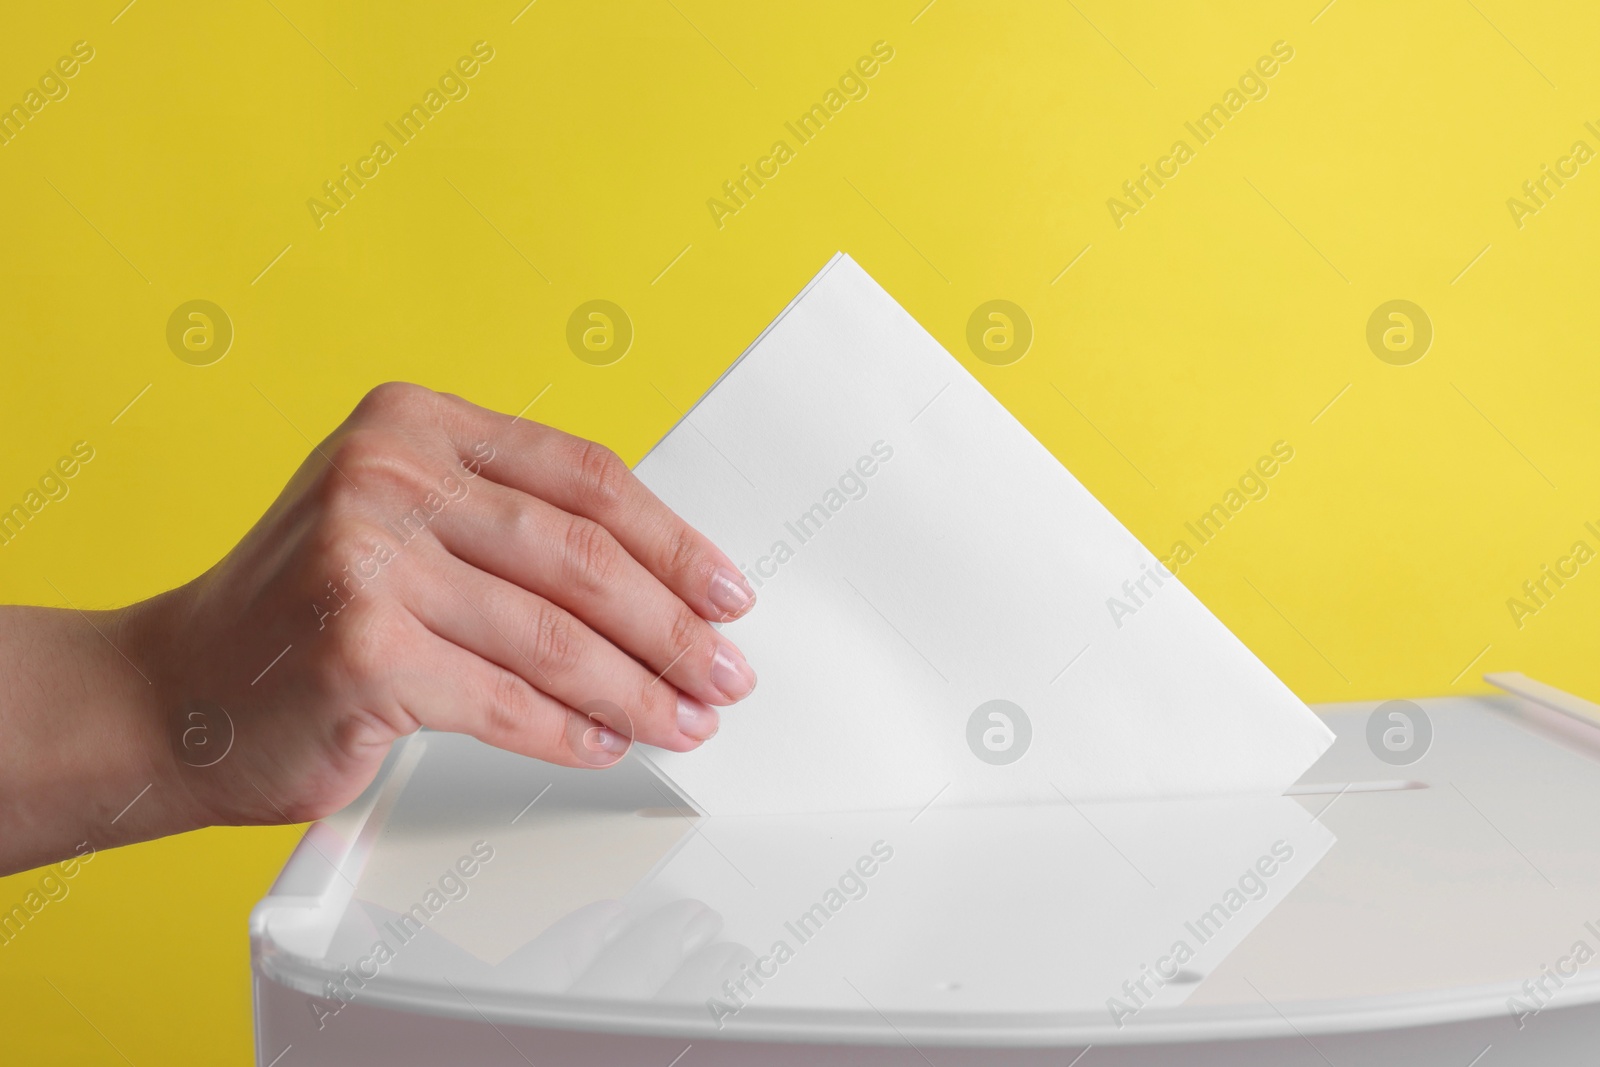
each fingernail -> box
[708,566,756,618]
[579,724,630,766]
[710,640,757,702]
[677,693,720,741]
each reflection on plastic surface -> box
[306,734,1333,1031]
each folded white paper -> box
[636,253,1333,816]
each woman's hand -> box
[0,383,757,874]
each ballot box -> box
[251,673,1600,1065]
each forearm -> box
[0,602,201,875]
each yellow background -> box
[2,0,1597,1061]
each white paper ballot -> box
[636,253,1333,816]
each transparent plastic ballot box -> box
[252,674,1600,1066]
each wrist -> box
[110,588,218,841]
[0,597,210,875]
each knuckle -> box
[525,603,579,676]
[317,599,404,690]
[667,604,706,664]
[633,675,676,735]
[659,523,705,583]
[304,522,399,610]
[485,668,535,741]
[547,711,582,763]
[324,432,424,499]
[570,438,629,513]
[326,431,387,471]
[354,381,430,421]
[562,516,621,594]
[502,494,546,546]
